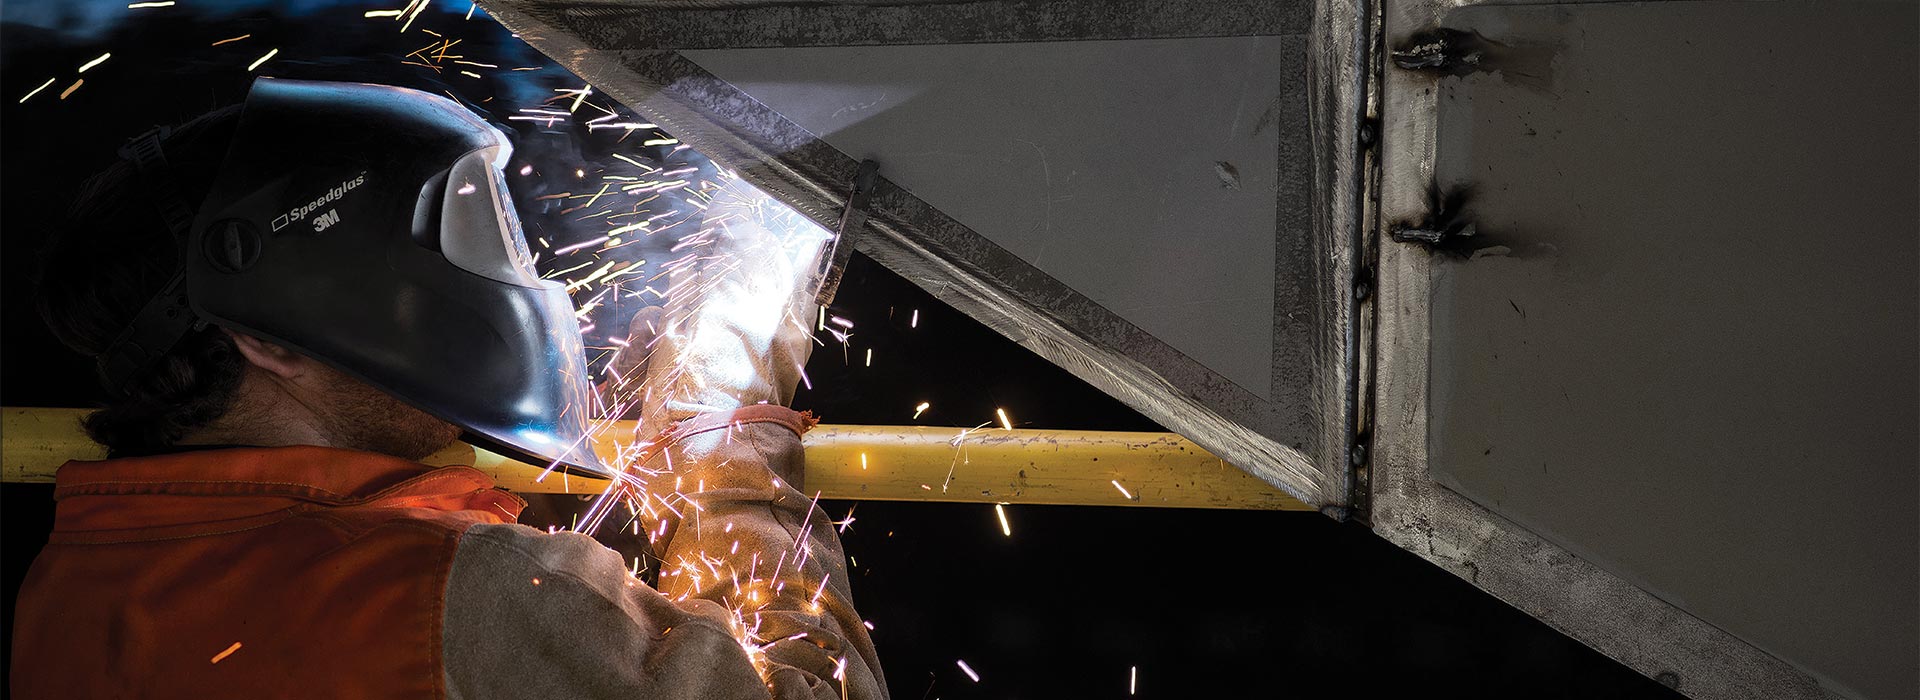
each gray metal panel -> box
[479,0,1368,508]
[682,38,1289,400]
[1371,1,1887,699]
[1419,2,1916,698]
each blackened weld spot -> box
[1390,184,1525,258]
[1394,28,1558,91]
[1393,28,1491,75]
[1392,184,1477,246]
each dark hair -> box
[34,106,246,457]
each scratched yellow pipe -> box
[0,406,1308,511]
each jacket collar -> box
[51,445,525,535]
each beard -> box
[312,365,463,461]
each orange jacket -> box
[10,446,524,699]
[11,414,886,700]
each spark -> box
[957,659,981,683]
[605,221,647,237]
[399,0,431,32]
[860,452,868,470]
[864,348,873,367]
[552,236,609,256]
[455,182,477,195]
[565,85,592,113]
[365,9,405,18]
[913,402,930,420]
[58,79,82,100]
[459,70,482,79]
[209,642,242,664]
[543,258,597,279]
[643,138,681,147]
[863,620,875,630]
[582,182,613,209]
[18,78,54,103]
[211,34,251,46]
[77,53,112,73]
[1130,666,1138,695]
[995,503,1011,537]
[466,1,478,20]
[247,48,279,71]
[612,153,657,171]
[829,316,853,329]
[519,165,534,176]
[127,1,175,7]
[590,121,659,131]
[996,408,1013,431]
[910,309,919,328]
[1111,479,1135,500]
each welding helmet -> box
[101,78,607,475]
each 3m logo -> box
[311,209,342,232]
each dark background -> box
[0,1,1681,697]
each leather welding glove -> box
[599,187,827,445]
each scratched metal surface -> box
[1423,2,1918,698]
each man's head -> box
[35,106,458,460]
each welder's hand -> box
[603,199,826,439]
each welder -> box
[10,78,884,699]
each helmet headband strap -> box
[96,126,208,396]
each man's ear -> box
[223,328,313,381]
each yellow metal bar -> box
[0,407,1310,511]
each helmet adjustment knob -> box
[204,218,261,273]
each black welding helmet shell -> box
[184,78,607,475]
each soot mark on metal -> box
[1391,184,1552,260]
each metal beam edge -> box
[1307,0,1373,519]
[491,0,1311,50]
